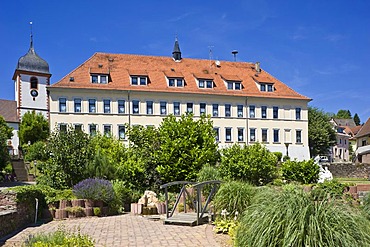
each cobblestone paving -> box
[2,214,220,247]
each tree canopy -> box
[335,109,352,119]
[154,114,220,184]
[19,111,49,145]
[219,143,278,185]
[353,113,361,126]
[37,126,92,189]
[308,107,336,157]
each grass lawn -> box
[335,177,370,185]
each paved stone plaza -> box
[2,214,221,247]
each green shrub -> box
[93,207,101,216]
[112,180,133,205]
[24,225,94,246]
[11,185,48,211]
[282,155,290,162]
[3,163,13,173]
[214,181,256,216]
[273,152,283,162]
[109,180,134,214]
[214,218,239,236]
[197,164,221,182]
[311,179,348,200]
[219,143,278,185]
[281,159,319,184]
[235,188,370,247]
[197,164,221,197]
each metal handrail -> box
[160,181,196,219]
[160,180,222,225]
[193,180,222,225]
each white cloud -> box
[324,34,345,42]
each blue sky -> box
[1,0,369,122]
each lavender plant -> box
[73,178,114,203]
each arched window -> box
[30,77,38,89]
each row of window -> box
[214,127,303,143]
[59,98,302,120]
[60,123,302,144]
[60,124,126,139]
[91,74,275,92]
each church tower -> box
[12,26,51,119]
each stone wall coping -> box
[0,210,17,217]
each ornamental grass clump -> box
[213,181,256,216]
[235,187,370,247]
[73,178,114,203]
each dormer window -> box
[260,83,274,92]
[168,78,184,87]
[131,76,147,86]
[198,79,213,89]
[91,74,108,84]
[226,81,242,90]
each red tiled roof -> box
[344,125,362,138]
[356,118,370,138]
[0,99,18,123]
[50,53,311,100]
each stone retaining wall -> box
[325,163,370,179]
[0,191,34,239]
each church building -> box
[13,32,51,119]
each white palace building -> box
[45,40,311,160]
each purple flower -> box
[73,178,114,202]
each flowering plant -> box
[73,178,114,203]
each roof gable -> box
[332,118,356,127]
[356,118,370,138]
[0,99,18,123]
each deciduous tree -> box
[308,107,336,157]
[37,126,92,189]
[155,114,220,184]
[335,109,352,119]
[219,143,278,185]
[19,111,49,145]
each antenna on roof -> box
[208,46,214,61]
[232,50,238,62]
[208,46,214,67]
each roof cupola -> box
[16,24,49,74]
[172,37,182,61]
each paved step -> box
[10,160,28,182]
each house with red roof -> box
[355,118,370,163]
[0,99,19,156]
[48,39,312,160]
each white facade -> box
[49,88,310,160]
[14,73,49,118]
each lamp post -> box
[285,143,290,158]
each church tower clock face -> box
[30,89,38,97]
